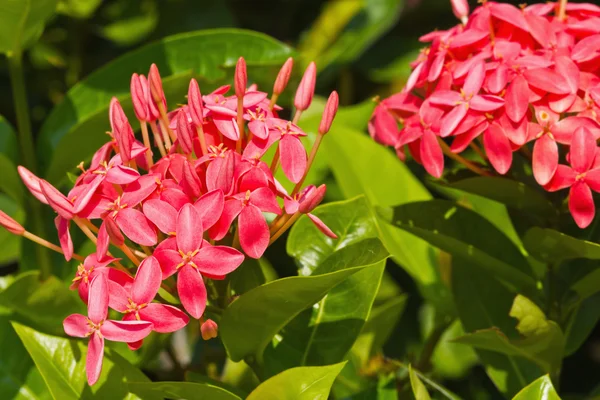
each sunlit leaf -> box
[128,382,241,400]
[511,375,560,400]
[0,0,57,55]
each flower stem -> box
[140,122,154,167]
[22,231,84,262]
[291,133,323,196]
[437,138,492,176]
[557,0,568,21]
[269,212,300,245]
[7,52,52,279]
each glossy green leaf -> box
[229,257,277,295]
[512,375,560,400]
[128,382,241,400]
[524,227,600,264]
[287,196,378,275]
[323,124,452,314]
[0,317,50,400]
[382,200,536,291]
[247,362,345,400]
[0,271,84,335]
[299,0,404,70]
[264,238,388,376]
[440,177,556,218]
[12,322,159,400]
[564,292,600,355]
[0,115,23,205]
[0,0,57,55]
[220,266,366,362]
[452,262,542,397]
[39,29,295,183]
[409,364,431,400]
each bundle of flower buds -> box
[369,0,600,228]
[0,57,339,385]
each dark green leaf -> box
[246,362,345,400]
[220,266,366,362]
[409,364,431,400]
[564,292,600,355]
[524,227,600,264]
[264,238,388,376]
[0,0,57,54]
[382,200,536,291]
[511,375,560,400]
[128,382,241,400]
[452,262,542,397]
[230,257,277,295]
[0,271,84,335]
[0,195,24,266]
[99,0,158,47]
[38,29,295,183]
[0,317,50,400]
[431,320,478,379]
[287,196,378,274]
[323,123,452,314]
[440,177,556,218]
[0,116,23,205]
[12,322,159,400]
[57,0,102,19]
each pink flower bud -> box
[131,73,148,121]
[141,74,160,121]
[109,98,127,134]
[234,57,247,98]
[0,210,24,235]
[451,0,469,23]
[294,62,317,111]
[176,109,194,154]
[39,180,74,220]
[148,63,166,105]
[188,78,204,127]
[298,184,327,214]
[273,57,294,96]
[201,319,218,340]
[318,91,339,135]
[17,166,48,205]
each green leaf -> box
[440,177,556,219]
[564,292,600,355]
[0,317,50,400]
[323,123,452,314]
[0,116,24,205]
[220,266,366,363]
[0,195,24,266]
[38,29,295,183]
[287,196,378,275]
[99,0,158,47]
[512,375,560,400]
[409,364,431,400]
[12,322,159,400]
[524,227,600,264]
[382,200,536,291]
[57,0,102,19]
[264,238,388,376]
[0,0,57,55]
[299,0,403,71]
[247,362,345,400]
[431,320,478,379]
[229,257,277,295]
[452,262,542,397]
[0,271,84,335]
[128,382,241,400]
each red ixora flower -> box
[369,0,600,229]
[0,56,339,386]
[63,274,153,385]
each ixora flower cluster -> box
[370,0,600,228]
[0,58,339,384]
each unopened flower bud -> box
[201,319,218,340]
[0,210,24,235]
[18,166,48,205]
[451,0,469,24]
[318,91,339,135]
[273,57,293,96]
[298,184,327,214]
[234,57,247,98]
[176,109,194,154]
[39,180,74,220]
[148,63,166,105]
[294,62,317,111]
[141,74,160,121]
[131,73,148,121]
[188,78,204,127]
[109,98,127,134]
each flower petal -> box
[239,205,270,259]
[86,333,104,385]
[153,249,182,279]
[440,105,468,137]
[249,187,281,214]
[143,199,177,234]
[194,189,224,229]
[176,203,203,253]
[194,245,244,276]
[138,304,189,333]
[88,274,109,324]
[570,127,596,173]
[279,135,307,184]
[116,208,157,246]
[420,129,444,178]
[100,320,153,342]
[569,182,595,228]
[483,124,512,175]
[177,265,207,319]
[209,199,243,241]
[545,165,576,192]
[505,75,530,123]
[307,213,338,239]
[131,256,162,305]
[532,134,558,185]
[470,95,504,112]
[63,314,89,338]
[55,216,73,262]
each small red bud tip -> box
[148,63,165,105]
[0,210,24,235]
[450,0,469,23]
[234,57,247,98]
[200,319,218,340]
[294,62,317,111]
[188,79,204,127]
[131,73,148,121]
[273,57,294,96]
[319,91,339,135]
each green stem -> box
[7,52,51,280]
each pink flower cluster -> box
[369,0,600,228]
[0,58,339,384]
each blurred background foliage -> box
[1,0,599,398]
